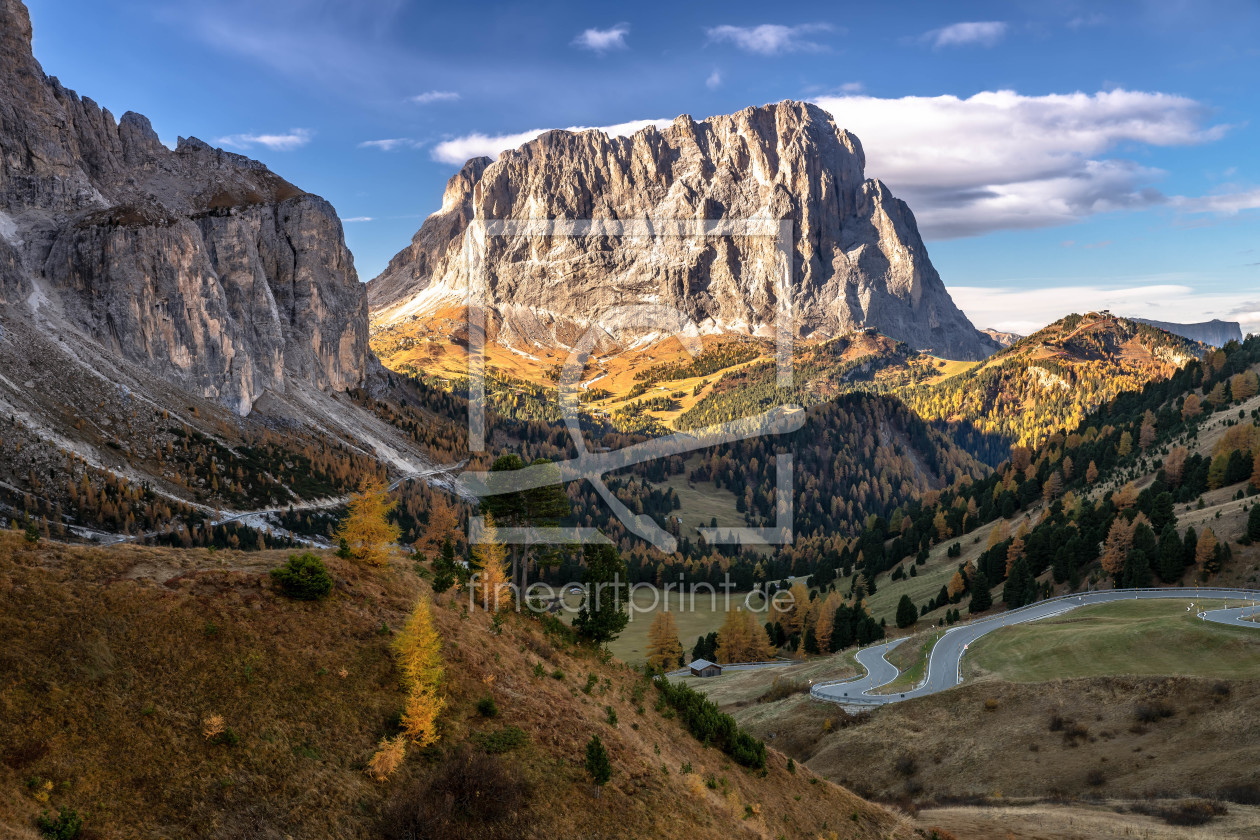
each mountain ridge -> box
[368,100,997,362]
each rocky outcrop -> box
[369,101,996,360]
[1132,318,1243,349]
[0,0,368,414]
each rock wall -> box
[0,0,368,414]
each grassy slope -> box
[0,532,909,840]
[966,599,1260,682]
[730,676,1260,806]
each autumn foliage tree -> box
[645,611,684,671]
[715,607,774,663]
[336,477,400,567]
[394,596,446,746]
[471,513,512,612]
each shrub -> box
[471,725,527,754]
[270,552,333,600]
[605,706,618,727]
[35,808,82,840]
[1134,701,1174,724]
[379,748,531,838]
[654,677,766,770]
[757,676,807,703]
[893,753,917,777]
[1085,768,1106,787]
[476,696,499,718]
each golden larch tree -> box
[394,596,446,746]
[1085,460,1099,484]
[1100,517,1137,576]
[336,476,400,567]
[472,513,512,612]
[1195,528,1219,568]
[645,611,684,671]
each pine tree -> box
[585,735,612,787]
[1249,504,1260,542]
[431,537,459,595]
[968,569,992,614]
[645,611,684,672]
[1003,556,1033,608]
[1150,492,1176,533]
[573,544,629,645]
[335,477,400,567]
[1122,548,1152,588]
[1158,523,1184,582]
[471,513,512,612]
[895,594,918,629]
[394,597,445,746]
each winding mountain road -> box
[812,588,1260,707]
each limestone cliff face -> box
[369,101,995,360]
[0,0,368,414]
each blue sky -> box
[25,0,1260,334]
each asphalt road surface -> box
[812,587,1260,707]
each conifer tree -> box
[585,735,612,787]
[1158,523,1184,582]
[573,544,629,645]
[1249,504,1260,542]
[1195,528,1219,569]
[472,513,512,611]
[645,611,684,672]
[336,476,400,567]
[968,569,992,614]
[895,594,918,629]
[394,596,445,746]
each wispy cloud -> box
[341,216,374,223]
[432,118,670,165]
[922,21,1007,48]
[706,69,722,89]
[949,281,1260,336]
[1171,188,1260,215]
[410,90,460,105]
[216,128,313,151]
[705,23,835,55]
[572,24,630,53]
[358,138,425,151]
[812,89,1231,238]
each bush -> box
[1085,768,1106,787]
[757,676,807,704]
[269,553,333,600]
[654,677,766,770]
[471,725,527,754]
[35,807,82,840]
[1162,800,1227,827]
[1134,701,1174,724]
[476,696,498,718]
[893,753,917,777]
[380,748,531,839]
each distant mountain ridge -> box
[368,100,998,362]
[1132,318,1243,348]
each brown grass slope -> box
[0,532,911,840]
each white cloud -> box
[706,69,722,89]
[948,281,1260,336]
[812,89,1232,238]
[431,118,671,165]
[923,21,1007,48]
[1171,188,1260,215]
[705,23,834,55]
[358,138,425,151]
[411,90,460,105]
[573,24,630,53]
[839,81,864,94]
[216,128,313,151]
[341,216,374,223]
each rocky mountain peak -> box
[368,99,995,360]
[0,0,368,415]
